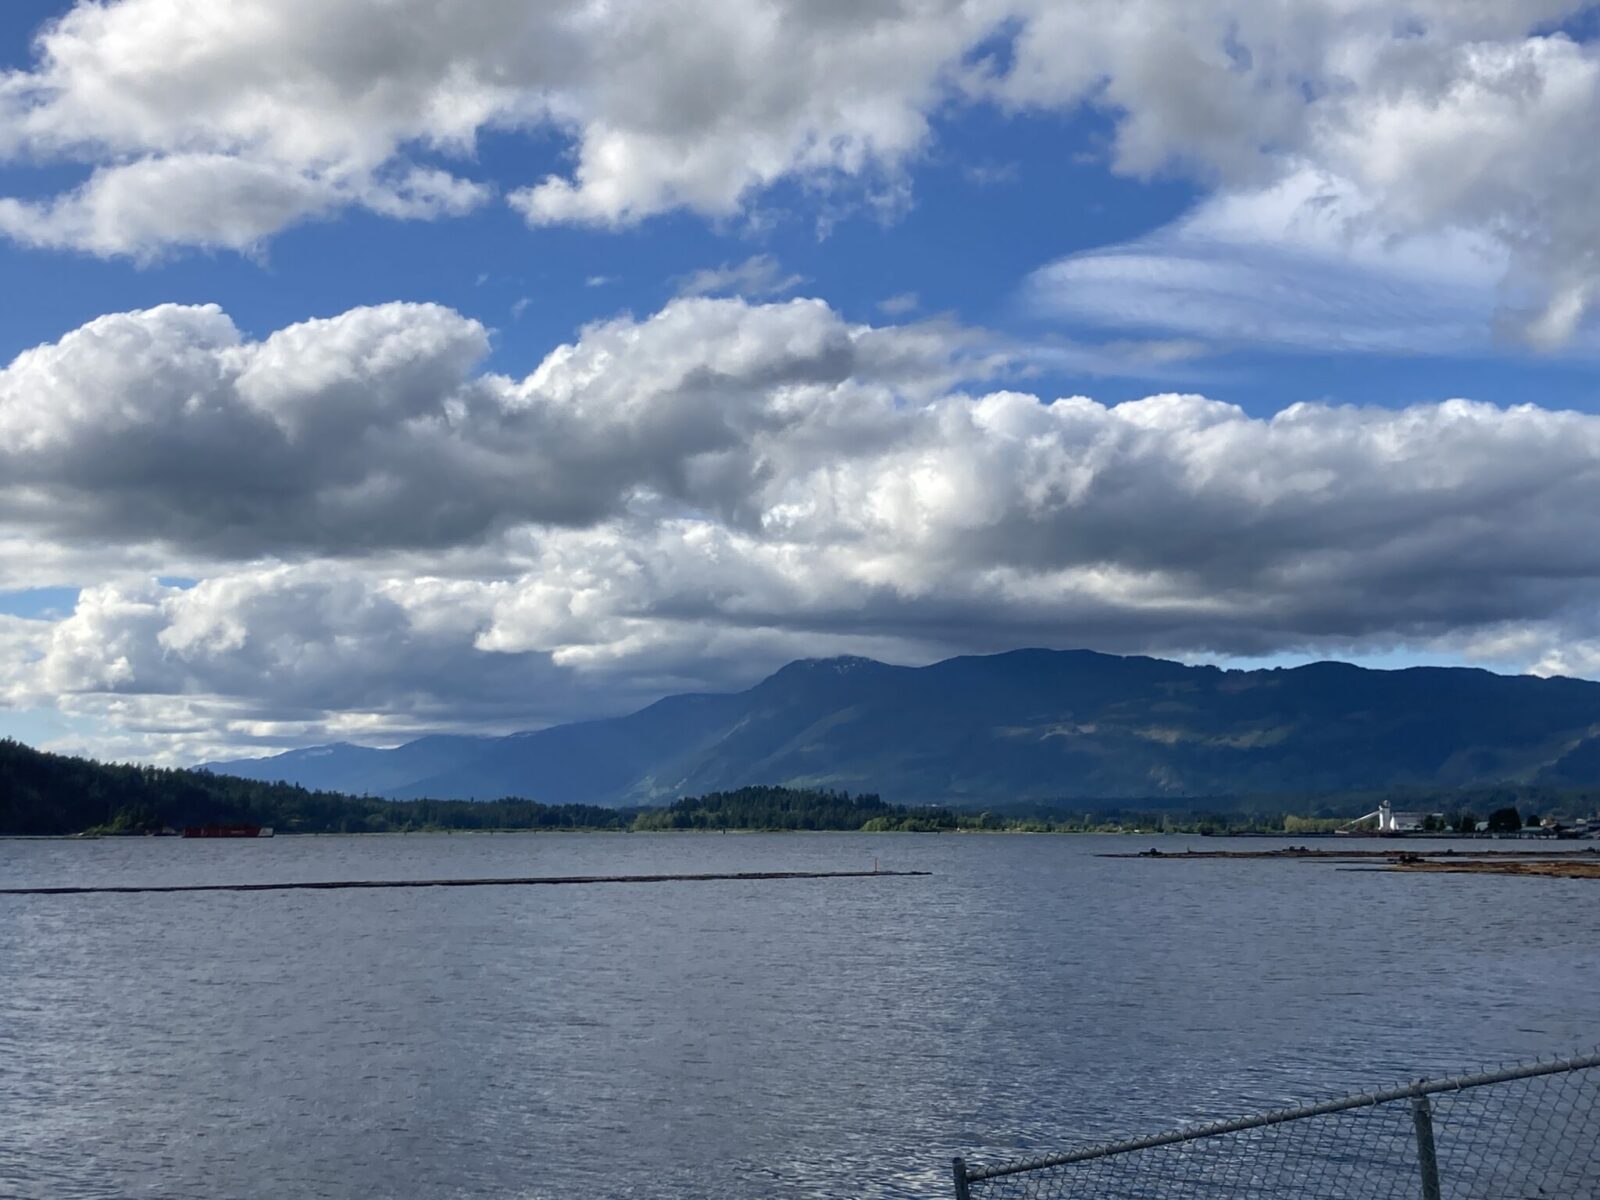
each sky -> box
[3,0,1600,764]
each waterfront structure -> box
[1345,799,1440,834]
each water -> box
[2,833,1595,1199]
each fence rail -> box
[952,1049,1600,1199]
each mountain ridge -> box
[201,648,1600,805]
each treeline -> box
[6,737,1598,837]
[956,809,1312,834]
[0,741,952,835]
[0,738,629,835]
[631,786,955,831]
[986,784,1600,822]
[1318,784,1600,825]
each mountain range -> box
[200,648,1600,807]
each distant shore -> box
[1104,843,1600,879]
[15,825,1597,841]
[1389,858,1600,879]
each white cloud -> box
[0,0,986,256]
[1022,169,1581,355]
[4,2,1600,341]
[676,254,806,299]
[0,613,51,695]
[10,571,552,762]
[993,2,1600,345]
[878,292,920,316]
[0,156,337,258]
[9,294,1600,757]
[0,296,994,559]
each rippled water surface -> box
[2,833,1596,1198]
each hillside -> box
[0,738,942,835]
[0,737,632,836]
[204,648,1600,805]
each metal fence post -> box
[952,1156,972,1200]
[1411,1095,1442,1200]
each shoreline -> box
[1388,859,1600,879]
[8,826,1596,840]
[1105,843,1600,879]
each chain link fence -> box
[952,1049,1600,1199]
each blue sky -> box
[0,97,1203,396]
[2,52,1597,419]
[2,1,1599,761]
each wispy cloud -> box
[1022,170,1600,357]
[963,161,1019,187]
[1020,334,1217,380]
[676,254,805,299]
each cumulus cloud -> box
[0,0,984,255]
[0,156,486,258]
[0,296,985,558]
[6,566,945,761]
[8,294,1600,757]
[13,571,549,757]
[4,1,1600,339]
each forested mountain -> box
[204,649,1600,806]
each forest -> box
[0,740,953,835]
[4,737,1595,837]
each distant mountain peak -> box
[775,654,887,672]
[199,647,1600,806]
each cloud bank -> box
[6,296,1600,759]
[2,1,1600,341]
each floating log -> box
[0,868,930,897]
